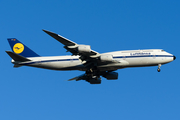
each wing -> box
[43,30,77,46]
[43,30,99,57]
[67,73,101,84]
[43,30,120,65]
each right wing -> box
[67,73,101,84]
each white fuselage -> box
[13,49,174,71]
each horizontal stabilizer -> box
[13,64,22,68]
[6,51,31,62]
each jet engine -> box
[100,54,113,62]
[103,72,118,80]
[86,77,101,84]
[78,45,91,53]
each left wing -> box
[43,30,99,57]
[43,30,119,65]
[43,30,77,46]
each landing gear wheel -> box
[157,64,161,72]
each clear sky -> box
[0,0,179,120]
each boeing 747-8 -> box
[6,30,176,84]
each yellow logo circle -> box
[13,43,24,54]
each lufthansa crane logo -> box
[13,43,24,54]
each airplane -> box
[6,30,176,84]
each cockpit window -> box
[161,50,165,52]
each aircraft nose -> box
[173,55,176,60]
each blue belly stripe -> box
[113,55,173,59]
[20,58,79,65]
[20,55,173,65]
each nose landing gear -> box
[157,64,161,72]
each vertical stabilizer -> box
[7,38,40,57]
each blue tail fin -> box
[7,38,40,57]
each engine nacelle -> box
[103,72,118,80]
[87,77,101,84]
[100,54,113,62]
[78,45,91,53]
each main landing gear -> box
[157,64,161,72]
